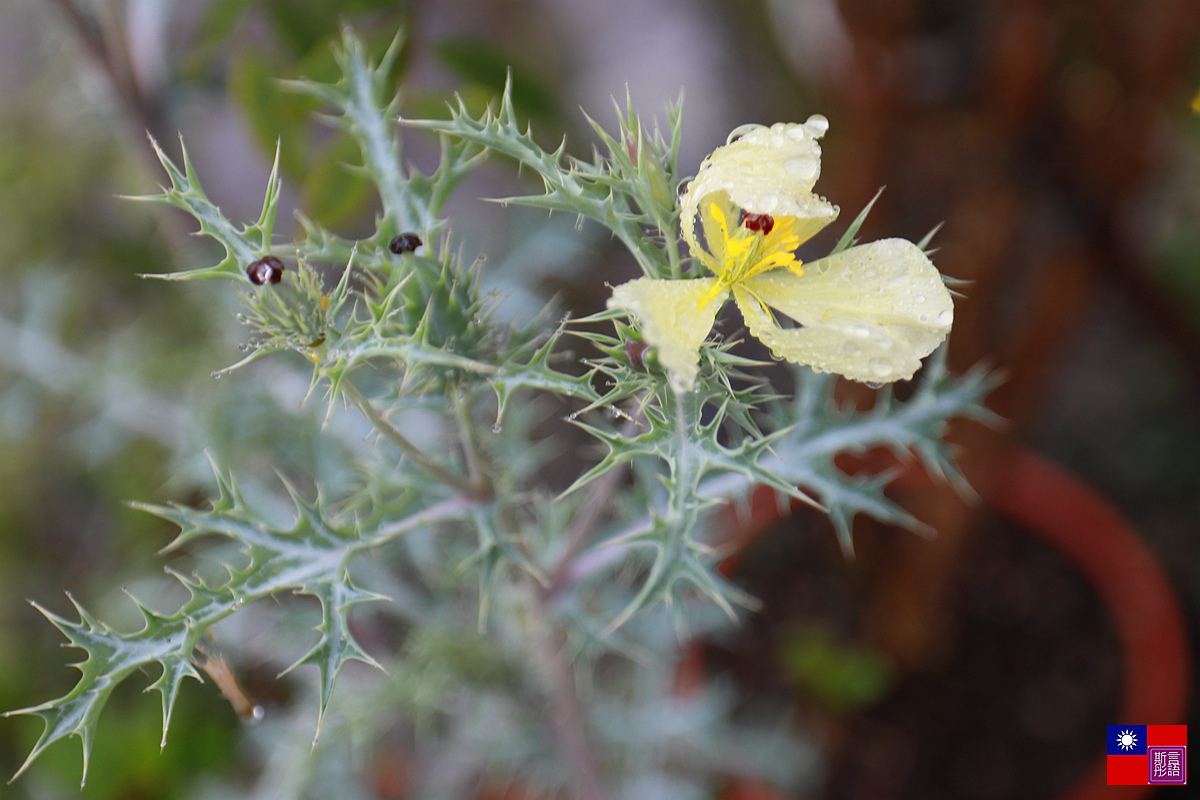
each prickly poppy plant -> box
[4,30,994,799]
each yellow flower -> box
[608,116,954,391]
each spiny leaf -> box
[754,346,999,553]
[406,77,675,278]
[830,186,884,257]
[128,136,279,281]
[6,455,404,784]
[281,28,487,241]
[3,594,197,786]
[283,575,387,744]
[602,521,758,636]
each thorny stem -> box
[544,450,629,601]
[48,0,197,259]
[48,0,163,142]
[452,385,486,489]
[543,401,645,600]
[665,221,683,279]
[528,408,646,798]
[359,494,480,548]
[342,380,482,497]
[531,593,609,800]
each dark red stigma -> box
[743,213,775,235]
[246,256,285,285]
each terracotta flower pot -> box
[712,445,1189,800]
[987,448,1189,800]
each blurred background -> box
[0,0,1198,798]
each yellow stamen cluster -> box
[696,204,804,312]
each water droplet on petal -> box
[914,294,926,304]
[842,341,860,354]
[758,193,779,213]
[937,309,953,325]
[805,114,829,135]
[784,156,817,180]
[492,423,502,434]
[869,357,891,376]
[727,124,760,144]
[865,381,885,389]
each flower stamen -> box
[696,204,805,310]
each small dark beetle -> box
[246,256,285,285]
[389,233,422,254]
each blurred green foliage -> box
[779,624,894,714]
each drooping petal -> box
[608,277,727,391]
[682,118,839,259]
[734,239,953,383]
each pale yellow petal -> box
[699,198,736,273]
[608,277,727,391]
[735,239,953,383]
[681,118,839,258]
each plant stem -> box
[342,381,480,497]
[359,495,480,549]
[452,385,486,489]
[543,461,627,601]
[543,411,642,600]
[532,598,609,800]
[48,0,162,142]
